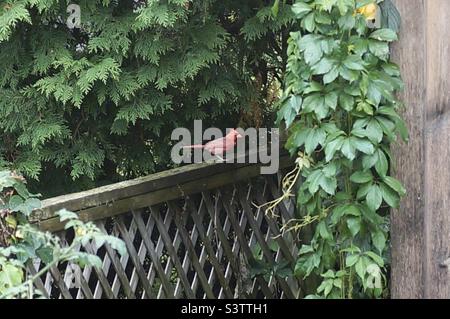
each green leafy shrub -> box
[0,0,293,196]
[0,170,125,298]
[276,0,407,298]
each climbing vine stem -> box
[275,0,408,298]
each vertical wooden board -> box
[390,0,427,299]
[392,0,450,298]
[424,0,450,298]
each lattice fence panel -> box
[28,174,301,299]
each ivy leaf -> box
[381,63,401,77]
[312,57,334,75]
[346,254,359,267]
[355,257,367,281]
[323,66,339,84]
[322,162,337,177]
[366,185,383,211]
[304,12,317,34]
[317,279,333,297]
[337,0,354,15]
[340,66,360,82]
[303,38,322,64]
[383,176,406,196]
[347,217,361,237]
[356,182,372,200]
[317,221,333,240]
[396,117,409,142]
[370,29,398,42]
[292,2,313,18]
[307,170,323,194]
[13,182,31,198]
[302,94,321,113]
[299,245,315,255]
[295,253,320,278]
[305,128,326,154]
[350,171,373,184]
[343,55,365,71]
[303,94,329,120]
[278,95,302,128]
[362,151,378,171]
[380,182,400,208]
[339,93,355,111]
[341,139,356,161]
[325,92,338,110]
[371,231,387,254]
[330,205,345,225]
[319,175,337,195]
[369,40,390,60]
[325,136,345,162]
[365,251,385,267]
[338,13,356,30]
[352,138,375,155]
[366,120,384,143]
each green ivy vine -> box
[276,0,408,298]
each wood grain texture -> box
[391,0,450,299]
[31,147,287,222]
[424,0,450,299]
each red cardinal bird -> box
[183,129,243,161]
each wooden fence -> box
[24,0,450,300]
[391,0,450,299]
[29,152,301,299]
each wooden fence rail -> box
[29,153,301,299]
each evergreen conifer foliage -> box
[0,0,293,196]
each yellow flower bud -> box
[355,2,378,21]
[75,227,87,237]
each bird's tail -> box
[182,145,205,149]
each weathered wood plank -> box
[84,242,116,299]
[423,0,450,299]
[49,266,73,299]
[236,184,296,299]
[390,0,427,299]
[201,191,241,289]
[34,156,293,232]
[151,206,196,298]
[391,0,450,299]
[185,198,234,298]
[116,216,155,299]
[219,189,273,298]
[99,223,136,299]
[169,201,216,299]
[31,148,289,223]
[26,261,50,299]
[132,211,175,298]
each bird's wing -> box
[205,136,226,149]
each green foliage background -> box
[277,0,406,298]
[0,0,293,196]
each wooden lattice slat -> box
[29,152,302,299]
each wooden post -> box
[391,0,450,299]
